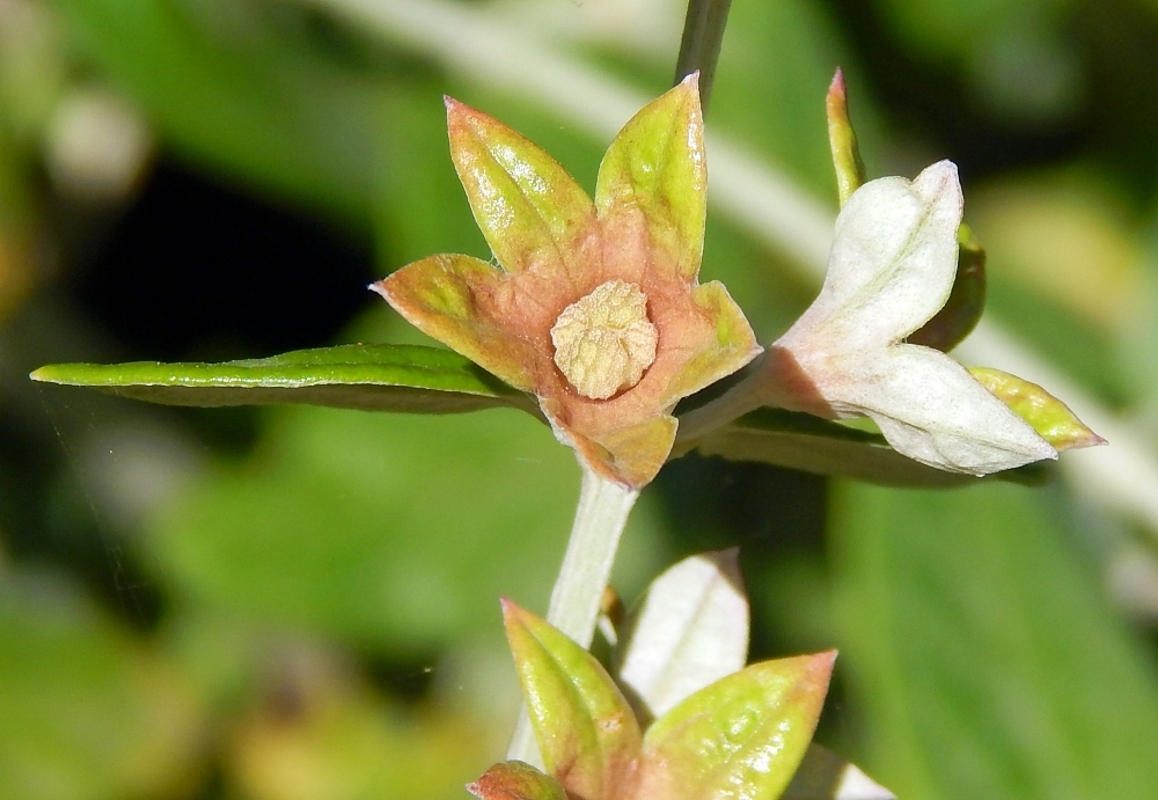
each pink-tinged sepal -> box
[467,761,568,800]
[596,74,706,282]
[636,651,837,800]
[446,98,597,281]
[502,599,642,800]
[825,68,866,207]
[372,254,539,393]
[970,367,1105,451]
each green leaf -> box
[30,343,535,415]
[468,761,569,800]
[503,601,642,800]
[688,408,1050,487]
[638,651,836,800]
[831,481,1158,800]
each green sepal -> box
[687,408,1052,487]
[825,68,866,207]
[908,223,987,352]
[969,367,1105,451]
[502,600,642,800]
[467,761,569,800]
[595,74,706,280]
[30,343,535,415]
[445,97,596,277]
[637,651,837,800]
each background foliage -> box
[3,0,1158,798]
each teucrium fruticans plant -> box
[29,56,1101,800]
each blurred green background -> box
[4,0,1158,798]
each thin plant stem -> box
[674,0,734,109]
[506,464,640,763]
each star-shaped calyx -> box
[373,75,760,488]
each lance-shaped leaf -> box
[30,344,534,414]
[468,761,569,800]
[614,549,748,722]
[969,367,1106,451]
[636,651,837,800]
[760,161,1057,475]
[376,76,759,488]
[503,599,642,800]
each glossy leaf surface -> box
[504,600,641,800]
[637,651,836,800]
[31,344,533,414]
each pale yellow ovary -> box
[551,280,658,400]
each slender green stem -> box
[674,0,734,109]
[507,464,640,763]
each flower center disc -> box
[550,280,659,400]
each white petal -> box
[826,344,1057,475]
[789,161,962,348]
[783,744,896,799]
[613,549,748,718]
